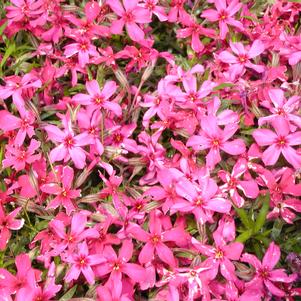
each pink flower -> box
[41,166,81,215]
[65,241,105,285]
[44,117,93,169]
[2,139,41,171]
[219,40,265,73]
[0,206,24,250]
[258,88,301,129]
[192,231,243,281]
[49,212,99,251]
[174,175,232,224]
[95,239,146,284]
[129,212,185,267]
[142,0,167,21]
[253,119,301,169]
[73,80,122,117]
[64,38,99,68]
[0,107,35,146]
[201,0,243,39]
[187,115,246,169]
[0,74,41,107]
[241,242,297,298]
[108,0,151,42]
[77,107,104,156]
[0,254,39,301]
[177,12,215,53]
[218,158,259,207]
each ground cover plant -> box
[0,0,301,300]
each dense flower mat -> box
[0,0,301,300]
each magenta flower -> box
[64,38,100,68]
[2,139,41,171]
[73,80,122,117]
[219,40,265,73]
[95,239,146,284]
[44,118,92,169]
[0,206,24,250]
[0,254,39,301]
[77,107,104,155]
[177,13,215,53]
[129,212,185,267]
[174,175,232,224]
[201,0,243,39]
[0,107,35,146]
[253,120,301,169]
[65,241,105,285]
[258,88,301,129]
[41,166,81,215]
[142,0,167,21]
[0,74,42,107]
[187,115,246,169]
[49,212,99,251]
[242,242,297,298]
[192,232,244,281]
[218,158,259,207]
[108,0,151,42]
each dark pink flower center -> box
[238,55,248,63]
[219,10,228,21]
[64,136,75,148]
[211,138,221,148]
[215,249,224,259]
[277,136,287,147]
[151,234,161,244]
[124,11,134,23]
[94,95,104,105]
[259,267,270,279]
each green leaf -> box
[287,0,301,2]
[59,285,77,301]
[236,229,253,243]
[213,83,235,91]
[234,207,254,229]
[0,41,15,68]
[253,194,270,233]
[0,21,7,37]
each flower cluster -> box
[0,0,301,300]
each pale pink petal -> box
[122,263,146,283]
[248,40,265,58]
[262,242,280,270]
[262,145,281,166]
[156,243,176,267]
[219,51,237,63]
[221,139,245,155]
[253,129,277,146]
[139,242,154,264]
[125,22,145,41]
[86,80,101,96]
[201,9,219,21]
[108,0,125,16]
[224,242,244,260]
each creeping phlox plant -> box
[0,0,301,300]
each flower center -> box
[259,267,270,279]
[151,235,161,244]
[219,10,228,20]
[79,42,89,51]
[277,136,287,147]
[211,139,220,147]
[94,95,104,105]
[61,189,68,197]
[113,133,123,143]
[64,136,75,148]
[124,11,134,22]
[215,249,224,259]
[238,55,248,63]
